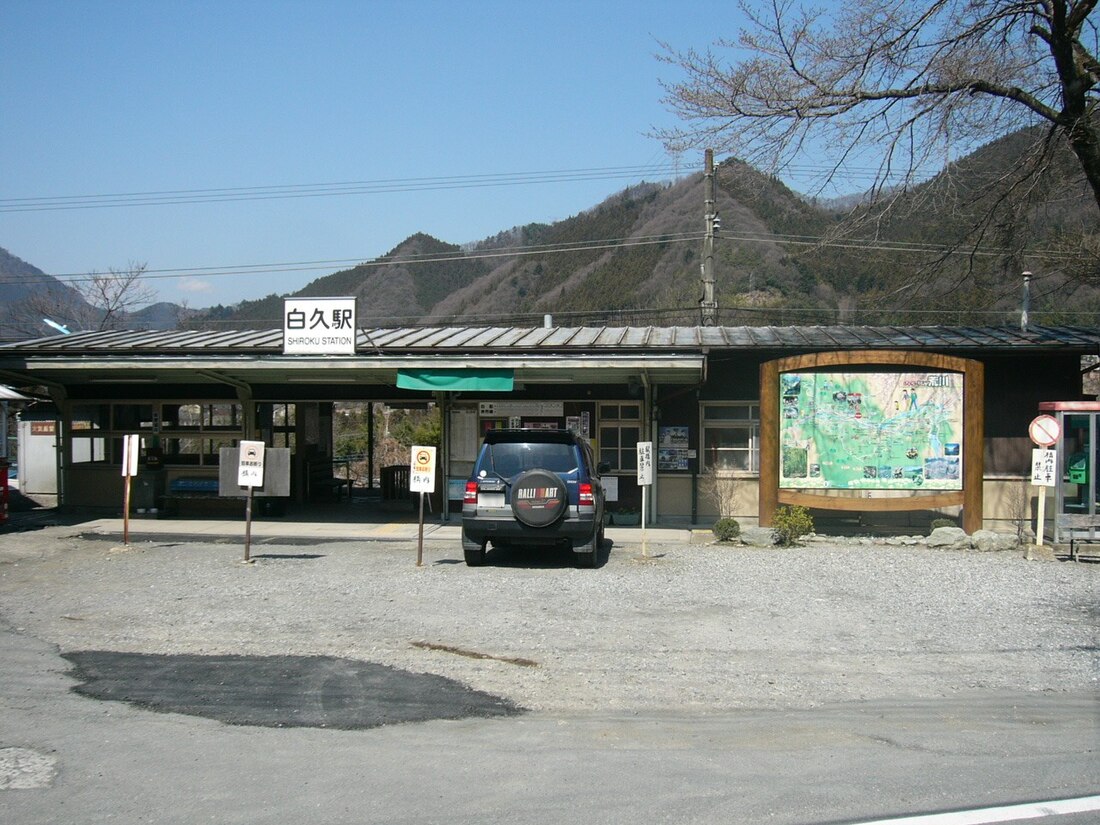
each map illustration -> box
[779,371,963,490]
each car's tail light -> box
[579,483,594,505]
[464,481,478,504]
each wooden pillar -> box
[962,361,985,533]
[758,359,779,526]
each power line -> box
[1,156,1066,214]
[0,227,1087,289]
[0,164,685,213]
[0,233,706,286]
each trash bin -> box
[132,474,156,511]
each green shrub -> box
[773,505,813,546]
[929,518,957,533]
[712,517,741,542]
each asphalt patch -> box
[63,651,523,730]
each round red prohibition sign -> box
[1028,414,1061,447]
[415,450,432,468]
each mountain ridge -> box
[4,127,1099,337]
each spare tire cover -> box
[511,470,569,528]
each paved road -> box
[2,624,1097,825]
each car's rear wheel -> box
[573,532,599,568]
[462,532,486,566]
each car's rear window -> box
[481,442,579,477]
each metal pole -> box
[244,486,254,563]
[1021,271,1031,331]
[123,475,132,546]
[416,491,425,566]
[367,402,375,494]
[438,393,449,523]
[700,149,718,326]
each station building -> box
[1,323,1097,533]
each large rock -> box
[926,526,972,549]
[740,526,778,547]
[972,530,1021,552]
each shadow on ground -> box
[472,538,613,569]
[63,651,523,730]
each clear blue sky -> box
[2,0,767,308]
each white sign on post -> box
[120,434,141,546]
[636,441,654,558]
[282,297,357,355]
[1031,448,1057,487]
[637,441,654,486]
[121,434,140,477]
[237,440,266,488]
[1027,416,1062,552]
[410,446,437,493]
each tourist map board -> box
[779,372,963,490]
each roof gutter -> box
[0,368,68,404]
[197,369,253,401]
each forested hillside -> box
[7,125,1099,336]
[194,127,1099,330]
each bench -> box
[307,460,353,502]
[160,476,287,518]
[1061,514,1100,562]
[160,476,245,518]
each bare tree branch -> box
[6,261,156,336]
[79,261,156,330]
[658,0,1100,209]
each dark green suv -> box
[461,429,608,567]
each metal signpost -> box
[237,440,266,563]
[410,445,436,566]
[637,441,653,558]
[1028,415,1061,548]
[120,434,140,546]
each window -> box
[165,403,240,431]
[270,403,296,449]
[159,402,244,465]
[702,403,759,474]
[69,401,245,466]
[113,404,154,431]
[70,404,109,464]
[599,403,641,473]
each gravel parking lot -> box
[0,528,1096,715]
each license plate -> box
[478,493,505,508]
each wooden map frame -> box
[759,350,984,534]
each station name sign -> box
[283,297,357,355]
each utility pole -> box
[699,149,719,326]
[1021,271,1031,332]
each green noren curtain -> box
[396,368,514,392]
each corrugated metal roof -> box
[1,324,1098,355]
